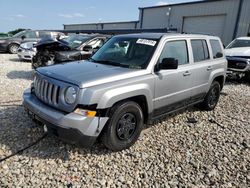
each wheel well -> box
[213,76,224,90]
[8,43,19,47]
[110,95,149,124]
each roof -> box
[139,0,224,10]
[63,21,139,26]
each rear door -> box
[153,39,193,117]
[188,38,211,100]
[188,38,224,100]
[38,31,52,40]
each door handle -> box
[183,71,191,76]
[207,66,213,71]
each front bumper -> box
[23,89,109,147]
[17,48,36,61]
[226,56,250,72]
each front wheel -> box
[200,81,221,111]
[101,101,144,151]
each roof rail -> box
[53,28,178,35]
[181,32,216,36]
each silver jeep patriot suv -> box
[23,33,227,151]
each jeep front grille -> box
[34,76,60,106]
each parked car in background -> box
[17,41,37,61]
[0,30,64,54]
[0,33,12,38]
[225,37,250,81]
[23,33,227,151]
[32,34,109,69]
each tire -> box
[245,72,250,82]
[200,81,221,111]
[8,43,19,54]
[101,101,144,151]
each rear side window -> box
[159,40,189,65]
[39,31,51,38]
[210,39,223,59]
[191,40,209,62]
[24,31,37,38]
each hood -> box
[20,42,37,49]
[225,47,250,57]
[37,61,145,88]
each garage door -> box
[182,15,226,38]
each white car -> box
[17,41,37,61]
[225,37,250,80]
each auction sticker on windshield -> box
[137,39,157,46]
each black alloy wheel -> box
[101,101,144,151]
[200,81,221,111]
[116,113,137,140]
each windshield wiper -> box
[89,58,128,68]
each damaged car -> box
[225,37,250,81]
[17,41,37,61]
[32,34,109,69]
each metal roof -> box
[63,21,139,26]
[139,0,225,10]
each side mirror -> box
[159,58,178,70]
[82,45,93,52]
[21,35,26,40]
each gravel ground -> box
[0,54,249,187]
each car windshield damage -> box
[63,35,90,49]
[90,37,158,69]
[227,39,250,49]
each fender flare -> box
[96,84,153,113]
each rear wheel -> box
[8,43,19,54]
[101,101,144,151]
[200,81,221,111]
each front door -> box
[153,39,193,117]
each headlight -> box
[65,87,77,104]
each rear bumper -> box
[23,89,109,147]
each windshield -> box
[13,30,26,38]
[91,36,158,69]
[62,35,90,48]
[227,39,250,49]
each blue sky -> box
[0,0,198,32]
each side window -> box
[24,31,37,38]
[191,39,210,62]
[210,39,223,59]
[88,38,104,49]
[159,40,189,65]
[39,31,51,38]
